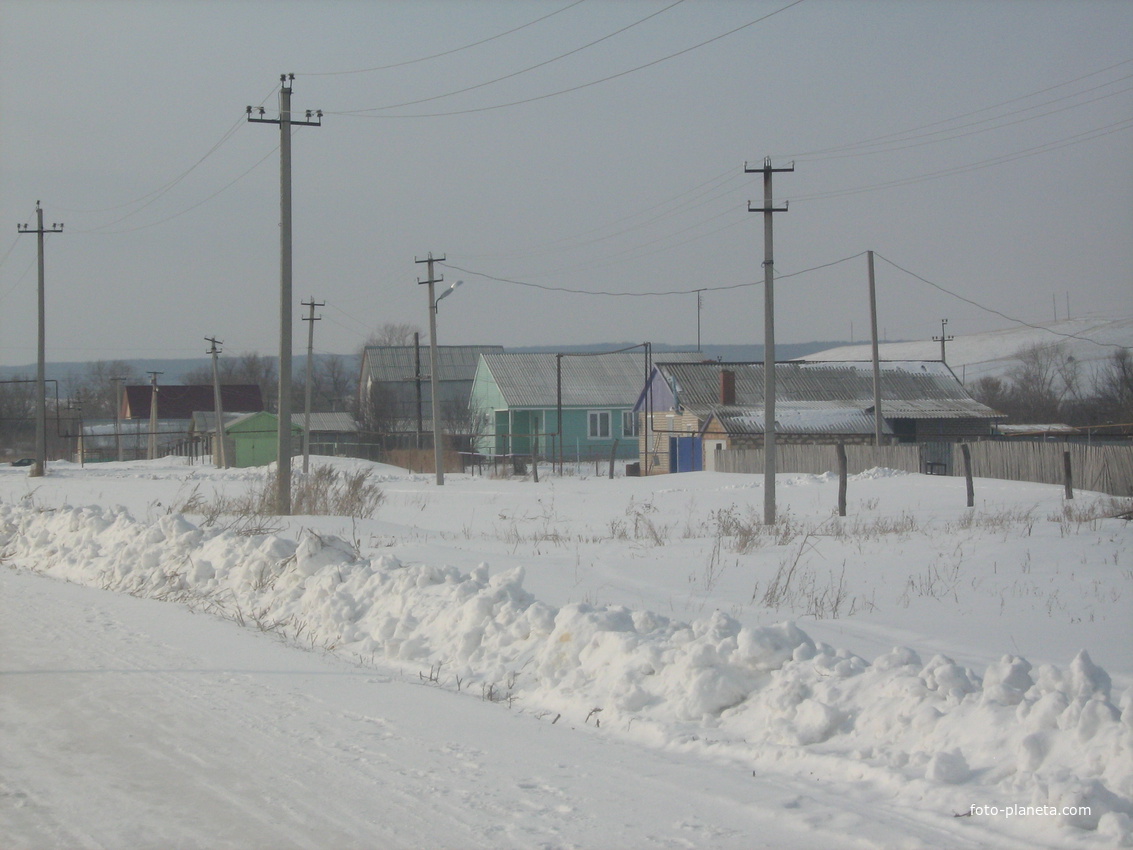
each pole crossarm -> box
[744,158,792,525]
[245,73,322,515]
[17,202,64,477]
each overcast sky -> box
[1,0,1130,369]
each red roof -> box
[122,385,264,420]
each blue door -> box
[669,436,703,472]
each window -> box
[622,410,638,437]
[588,411,610,439]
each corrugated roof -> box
[659,360,1001,426]
[301,412,358,433]
[483,351,703,408]
[363,345,503,383]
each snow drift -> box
[2,498,1131,842]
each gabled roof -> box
[123,385,263,420]
[650,360,1001,434]
[362,345,504,384]
[301,411,358,433]
[480,351,703,408]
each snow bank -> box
[3,500,1131,840]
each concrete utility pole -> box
[867,250,884,445]
[247,74,322,515]
[111,376,126,462]
[206,337,228,468]
[146,371,163,460]
[301,297,324,474]
[416,253,446,486]
[933,318,954,364]
[17,202,63,477]
[746,158,793,525]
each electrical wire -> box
[873,253,1126,351]
[781,58,1133,159]
[787,116,1133,205]
[328,0,807,119]
[336,0,686,114]
[54,81,278,220]
[76,138,283,235]
[439,251,864,297]
[296,0,587,76]
[794,79,1133,163]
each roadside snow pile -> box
[3,500,1131,840]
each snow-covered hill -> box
[798,316,1131,386]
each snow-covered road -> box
[3,566,1018,850]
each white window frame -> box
[588,410,611,439]
[622,409,638,437]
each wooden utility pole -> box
[867,250,884,445]
[17,202,63,477]
[301,297,324,474]
[206,337,227,468]
[247,74,322,515]
[746,158,793,525]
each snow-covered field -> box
[2,456,1131,849]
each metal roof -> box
[362,345,503,384]
[658,360,1001,427]
[301,412,358,433]
[482,351,703,408]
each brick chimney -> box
[719,369,736,405]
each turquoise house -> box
[469,351,701,462]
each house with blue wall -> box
[470,351,701,462]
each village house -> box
[635,360,1003,473]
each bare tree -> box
[315,354,354,412]
[65,360,142,419]
[1093,347,1133,423]
[183,352,279,411]
[1005,343,1071,423]
[364,322,422,348]
[0,375,36,457]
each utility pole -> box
[247,74,322,515]
[146,371,163,460]
[206,337,228,469]
[416,253,446,486]
[746,158,793,525]
[17,202,63,477]
[933,318,954,364]
[301,297,324,474]
[695,290,704,353]
[111,376,126,462]
[867,251,884,445]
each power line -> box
[782,58,1133,159]
[56,85,279,220]
[75,140,282,235]
[873,252,1126,351]
[439,251,864,297]
[792,79,1133,163]
[787,116,1133,204]
[296,0,587,76]
[328,0,807,119]
[336,0,686,114]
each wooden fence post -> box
[961,443,974,508]
[836,442,847,517]
[608,439,619,479]
[1063,450,1073,500]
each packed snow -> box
[798,315,1131,385]
[2,456,1131,849]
